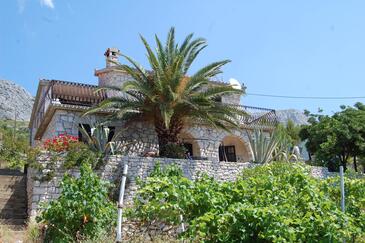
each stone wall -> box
[27,155,335,217]
[27,155,256,217]
[310,166,337,179]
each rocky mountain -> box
[0,80,34,121]
[275,109,309,125]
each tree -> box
[286,120,301,145]
[87,28,244,156]
[0,120,29,169]
[300,103,365,171]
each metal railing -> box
[234,104,278,128]
[33,80,107,134]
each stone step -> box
[0,182,25,188]
[0,203,27,210]
[0,174,25,179]
[0,223,25,231]
[0,169,24,176]
[0,196,27,202]
[0,185,26,191]
[0,212,27,219]
[0,175,25,182]
[0,218,26,226]
[0,186,26,191]
[0,207,27,213]
[0,203,27,211]
[0,195,26,201]
[0,190,26,196]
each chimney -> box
[95,47,129,88]
[104,47,121,67]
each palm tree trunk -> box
[155,119,182,157]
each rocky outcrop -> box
[276,109,309,125]
[0,80,34,121]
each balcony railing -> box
[33,80,107,136]
[234,104,278,128]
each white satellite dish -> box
[228,78,242,90]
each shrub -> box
[0,120,29,169]
[64,142,102,169]
[160,143,187,159]
[36,163,116,242]
[130,162,364,242]
[321,176,365,235]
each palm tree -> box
[87,28,245,156]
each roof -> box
[29,79,107,129]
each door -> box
[219,145,237,162]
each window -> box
[78,124,115,143]
[78,124,91,142]
[213,96,222,103]
[183,143,193,157]
[108,126,115,142]
[219,145,237,162]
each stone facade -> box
[38,109,255,162]
[41,110,106,143]
[222,93,241,105]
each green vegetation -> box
[85,27,244,157]
[0,119,29,169]
[247,129,282,163]
[300,103,365,172]
[36,163,116,242]
[283,119,301,147]
[79,122,123,156]
[247,125,301,164]
[129,162,365,242]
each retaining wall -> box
[27,155,334,217]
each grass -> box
[2,221,179,243]
[23,221,42,243]
[0,224,25,242]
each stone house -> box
[29,48,278,163]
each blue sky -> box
[1,0,365,114]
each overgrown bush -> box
[36,163,116,242]
[64,142,102,169]
[0,120,29,169]
[321,176,365,236]
[160,143,187,159]
[130,162,365,242]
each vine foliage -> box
[130,162,365,242]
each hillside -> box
[0,80,34,121]
[276,109,309,125]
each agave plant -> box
[247,127,300,163]
[79,122,123,155]
[247,129,279,164]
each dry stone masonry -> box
[27,155,335,217]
